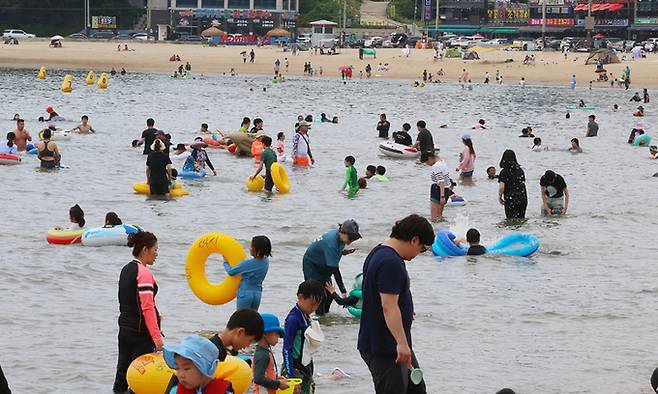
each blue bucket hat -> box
[163,335,219,378]
[462,133,472,140]
[261,313,285,336]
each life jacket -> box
[252,348,277,394]
[251,140,264,163]
[174,379,231,394]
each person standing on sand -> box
[250,49,255,63]
[461,68,469,83]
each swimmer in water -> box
[578,99,585,108]
[320,113,330,123]
[72,115,96,134]
[531,137,547,152]
[12,118,32,151]
[0,132,17,154]
[613,104,619,111]
[12,113,20,121]
[453,228,487,256]
[472,119,486,129]
[104,212,123,228]
[649,145,658,160]
[634,106,645,117]
[519,127,534,138]
[43,106,61,122]
[332,116,339,123]
[569,138,583,153]
[486,166,498,179]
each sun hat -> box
[462,132,471,140]
[339,219,362,240]
[298,120,311,128]
[163,335,219,378]
[190,137,207,148]
[260,313,285,335]
[174,143,186,152]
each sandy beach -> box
[1,39,657,87]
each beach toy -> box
[378,141,419,159]
[132,182,189,197]
[293,156,310,167]
[38,129,71,141]
[127,353,250,394]
[634,133,651,146]
[0,153,21,165]
[46,228,85,245]
[60,74,73,93]
[446,196,467,207]
[271,162,290,193]
[203,135,222,147]
[251,139,264,162]
[81,224,141,247]
[277,378,303,394]
[246,175,264,192]
[228,143,237,153]
[347,273,363,317]
[85,70,96,85]
[37,66,46,80]
[97,72,109,89]
[185,233,246,305]
[178,169,207,179]
[431,230,540,257]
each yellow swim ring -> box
[246,175,264,192]
[271,163,290,193]
[132,182,189,197]
[127,353,250,394]
[185,233,246,305]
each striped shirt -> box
[431,160,451,186]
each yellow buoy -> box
[97,72,109,89]
[126,353,252,394]
[85,70,96,85]
[37,66,46,80]
[60,74,73,93]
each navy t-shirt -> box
[357,245,414,356]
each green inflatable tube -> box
[348,306,362,317]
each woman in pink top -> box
[456,133,476,179]
[274,132,287,162]
[113,231,164,393]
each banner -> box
[487,2,529,25]
[635,17,658,24]
[91,16,117,29]
[425,0,432,21]
[576,18,628,26]
[220,35,271,45]
[528,17,573,25]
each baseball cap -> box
[298,120,311,128]
[339,219,361,240]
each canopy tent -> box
[585,49,620,65]
[267,27,291,37]
[201,27,225,37]
[463,51,480,60]
[574,3,624,11]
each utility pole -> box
[586,0,593,43]
[541,0,546,46]
[435,0,440,35]
[414,0,418,35]
[147,0,152,32]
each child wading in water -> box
[252,313,290,393]
[224,236,272,311]
[282,280,325,394]
[163,335,232,394]
[340,155,359,197]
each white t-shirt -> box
[431,160,451,186]
[172,151,190,163]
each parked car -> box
[349,39,365,48]
[113,34,134,40]
[364,36,383,48]
[405,36,422,47]
[67,33,87,39]
[485,38,509,46]
[643,37,658,52]
[90,31,116,39]
[131,33,152,41]
[2,29,35,39]
[177,35,206,42]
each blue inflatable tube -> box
[432,230,540,257]
[178,169,207,179]
[633,133,651,146]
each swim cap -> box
[46,106,54,113]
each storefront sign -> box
[220,35,271,45]
[575,18,628,26]
[635,17,658,24]
[91,16,117,29]
[179,9,274,19]
[360,18,388,26]
[528,17,574,25]
[487,2,529,25]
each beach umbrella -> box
[201,27,225,37]
[51,35,64,40]
[267,27,291,37]
[592,33,605,39]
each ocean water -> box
[1,68,657,393]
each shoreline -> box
[1,40,658,88]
